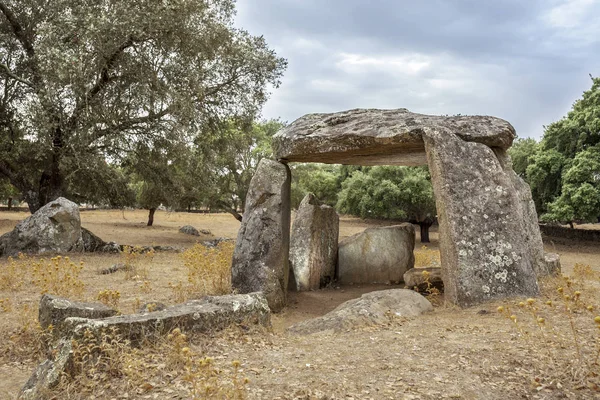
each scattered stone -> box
[337,224,415,284]
[138,302,168,314]
[81,227,106,252]
[288,289,432,335]
[63,292,271,344]
[39,294,118,332]
[200,229,212,235]
[98,263,129,275]
[18,339,73,400]
[543,253,561,275]
[232,159,291,312]
[179,225,200,236]
[0,197,82,257]
[202,238,233,248]
[404,267,444,293]
[289,193,339,291]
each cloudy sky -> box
[235,0,600,139]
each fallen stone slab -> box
[288,289,432,335]
[18,339,73,400]
[179,225,200,236]
[338,224,415,284]
[39,294,118,332]
[289,193,339,291]
[20,292,270,399]
[403,267,444,293]
[63,292,271,344]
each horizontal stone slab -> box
[273,109,515,166]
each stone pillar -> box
[423,131,539,307]
[231,159,291,312]
[289,193,339,291]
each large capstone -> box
[273,108,547,307]
[289,193,339,291]
[0,197,82,257]
[231,159,291,312]
[338,224,415,284]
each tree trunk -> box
[569,221,574,229]
[147,208,156,226]
[7,197,12,210]
[419,221,432,243]
[187,204,191,212]
[217,200,243,222]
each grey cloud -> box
[236,0,600,138]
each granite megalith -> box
[273,108,547,307]
[289,193,339,291]
[338,224,415,284]
[0,197,83,257]
[231,159,291,312]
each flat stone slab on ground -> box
[64,292,271,344]
[39,294,117,331]
[288,289,432,335]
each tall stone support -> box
[289,193,339,291]
[423,130,540,306]
[231,159,291,312]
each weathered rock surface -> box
[0,197,82,257]
[21,293,270,399]
[288,289,432,334]
[289,193,339,291]
[231,159,291,312]
[272,108,547,307]
[424,133,540,306]
[544,253,561,275]
[273,108,515,166]
[338,224,415,284]
[39,294,118,331]
[18,339,73,400]
[179,225,200,236]
[64,292,271,344]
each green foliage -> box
[290,164,342,208]
[198,119,285,215]
[0,0,286,212]
[509,138,539,178]
[542,145,600,224]
[336,166,435,222]
[525,149,566,214]
[526,76,600,222]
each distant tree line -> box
[509,76,600,227]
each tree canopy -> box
[516,76,600,225]
[0,0,286,212]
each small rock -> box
[403,267,444,293]
[179,225,200,236]
[138,302,168,314]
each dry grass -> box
[1,210,600,398]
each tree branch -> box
[0,62,32,87]
[0,2,35,59]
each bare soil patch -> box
[0,210,599,399]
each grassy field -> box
[1,210,600,399]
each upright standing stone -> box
[231,159,291,312]
[289,193,339,291]
[423,130,539,306]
